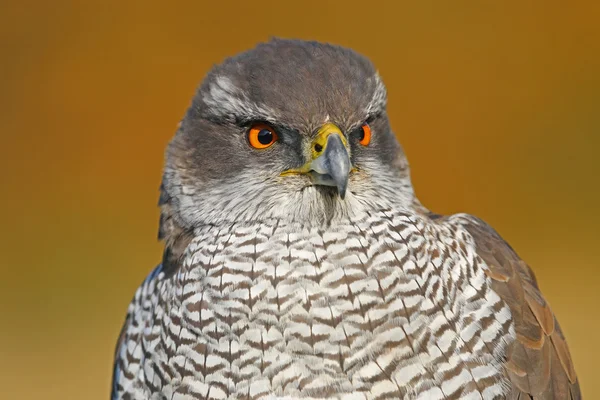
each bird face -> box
[161,39,415,229]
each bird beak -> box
[282,123,351,199]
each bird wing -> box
[111,264,164,399]
[461,216,581,399]
[111,304,132,399]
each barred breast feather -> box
[112,209,581,399]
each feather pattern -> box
[459,216,581,400]
[112,211,528,399]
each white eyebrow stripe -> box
[365,73,387,116]
[202,76,280,122]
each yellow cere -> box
[280,123,350,177]
[311,123,348,159]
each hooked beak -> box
[282,123,351,198]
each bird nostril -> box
[314,143,323,153]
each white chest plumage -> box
[118,211,514,400]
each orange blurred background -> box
[1,1,598,399]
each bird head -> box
[159,39,417,248]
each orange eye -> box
[248,123,278,149]
[359,123,371,146]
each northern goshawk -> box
[112,39,580,400]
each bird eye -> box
[248,123,278,149]
[359,123,372,146]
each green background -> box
[1,1,598,398]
